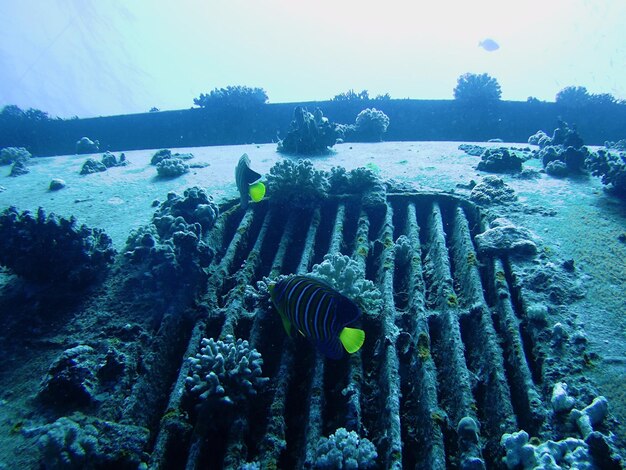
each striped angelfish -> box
[269,276,365,359]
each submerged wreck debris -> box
[0,206,115,285]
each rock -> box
[9,160,29,176]
[49,179,66,191]
[474,224,537,257]
[80,158,107,175]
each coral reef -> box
[470,176,517,205]
[533,121,588,176]
[75,137,99,154]
[29,413,148,469]
[453,72,502,103]
[476,147,523,173]
[124,187,218,295]
[277,106,339,155]
[185,335,268,405]
[156,157,190,178]
[193,85,268,109]
[353,108,390,142]
[0,146,31,165]
[313,428,378,469]
[585,149,626,198]
[309,253,383,317]
[266,159,330,209]
[0,206,115,285]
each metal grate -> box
[146,193,554,469]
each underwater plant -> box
[185,335,268,405]
[193,85,268,109]
[0,206,116,285]
[266,159,330,208]
[453,72,502,103]
[277,106,339,155]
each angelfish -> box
[269,276,365,360]
[235,153,266,209]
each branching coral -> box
[0,206,115,285]
[185,335,269,405]
[266,159,330,209]
[309,253,383,317]
[277,106,339,155]
[313,428,378,469]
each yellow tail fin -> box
[339,327,365,354]
[249,182,266,202]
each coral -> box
[75,137,99,154]
[500,430,593,469]
[332,89,371,101]
[550,121,584,149]
[266,159,330,209]
[124,187,218,294]
[309,253,383,317]
[453,73,502,103]
[551,382,575,413]
[193,85,268,109]
[458,144,486,157]
[10,159,29,176]
[457,417,485,469]
[528,131,551,148]
[101,151,127,168]
[474,218,537,257]
[150,149,194,166]
[277,106,339,155]
[570,396,609,438]
[0,206,116,285]
[80,158,107,175]
[313,428,378,469]
[604,139,626,151]
[585,149,626,198]
[0,146,31,165]
[470,176,517,205]
[185,335,269,405]
[39,346,98,407]
[49,178,66,191]
[545,160,569,177]
[353,108,390,142]
[156,157,190,178]
[30,413,149,469]
[328,166,386,208]
[476,147,523,173]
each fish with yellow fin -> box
[269,276,365,359]
[235,153,266,209]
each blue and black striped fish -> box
[269,276,365,359]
